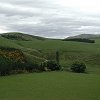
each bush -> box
[0,56,12,76]
[70,62,86,73]
[42,60,60,71]
[25,62,40,72]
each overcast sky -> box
[0,0,100,38]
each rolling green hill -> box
[0,32,100,67]
[0,32,100,100]
[67,34,100,39]
[0,32,46,41]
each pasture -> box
[0,71,100,100]
[0,33,100,100]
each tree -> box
[70,62,86,73]
[42,60,60,71]
[56,50,61,70]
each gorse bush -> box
[70,62,86,73]
[0,55,43,76]
[0,56,12,76]
[0,47,44,76]
[0,47,26,63]
[0,56,23,76]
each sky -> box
[0,0,100,38]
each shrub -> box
[70,62,86,73]
[25,62,40,72]
[0,56,12,76]
[42,60,60,71]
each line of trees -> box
[63,38,95,43]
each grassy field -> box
[0,71,100,100]
[0,34,100,66]
[0,33,100,100]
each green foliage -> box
[63,38,95,43]
[56,50,60,66]
[25,61,43,72]
[0,55,24,76]
[42,60,60,71]
[70,62,86,73]
[0,56,12,76]
[0,47,44,76]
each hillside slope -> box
[0,32,100,68]
[0,32,46,41]
[67,34,100,39]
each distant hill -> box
[62,34,100,43]
[67,34,100,39]
[0,32,46,41]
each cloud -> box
[0,0,100,38]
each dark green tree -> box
[56,50,61,70]
[70,62,86,73]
